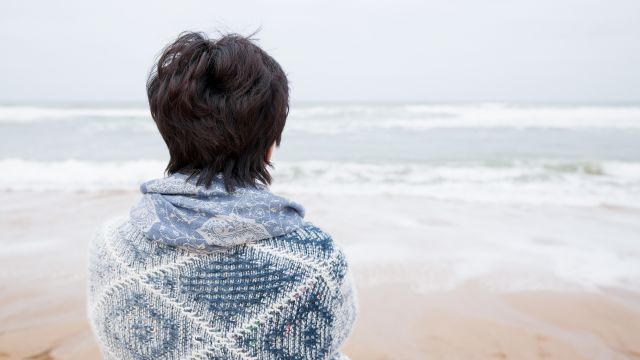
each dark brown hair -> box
[146,30,289,192]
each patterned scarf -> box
[129,172,305,251]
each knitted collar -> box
[129,172,305,252]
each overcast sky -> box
[1,0,639,104]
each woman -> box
[87,31,358,360]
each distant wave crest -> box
[0,106,151,122]
[2,104,640,132]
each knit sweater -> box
[87,174,358,360]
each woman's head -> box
[147,30,289,192]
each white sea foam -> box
[271,160,640,207]
[2,158,638,207]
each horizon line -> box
[1,99,640,107]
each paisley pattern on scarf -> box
[129,172,306,251]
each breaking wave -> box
[1,158,638,207]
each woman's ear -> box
[265,142,276,163]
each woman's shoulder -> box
[89,214,182,265]
[90,214,150,256]
[277,221,338,247]
[252,221,352,288]
[260,221,345,257]
[93,213,131,240]
[90,214,126,252]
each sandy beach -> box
[1,190,639,359]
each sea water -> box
[1,102,639,208]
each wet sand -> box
[344,284,640,359]
[1,190,639,359]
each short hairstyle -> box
[146,30,289,192]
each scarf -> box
[129,172,306,251]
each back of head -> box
[146,31,289,192]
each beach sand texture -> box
[1,190,640,359]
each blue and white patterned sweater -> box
[87,174,358,360]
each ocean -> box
[1,103,639,208]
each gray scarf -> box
[129,172,305,251]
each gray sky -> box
[1,0,639,104]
